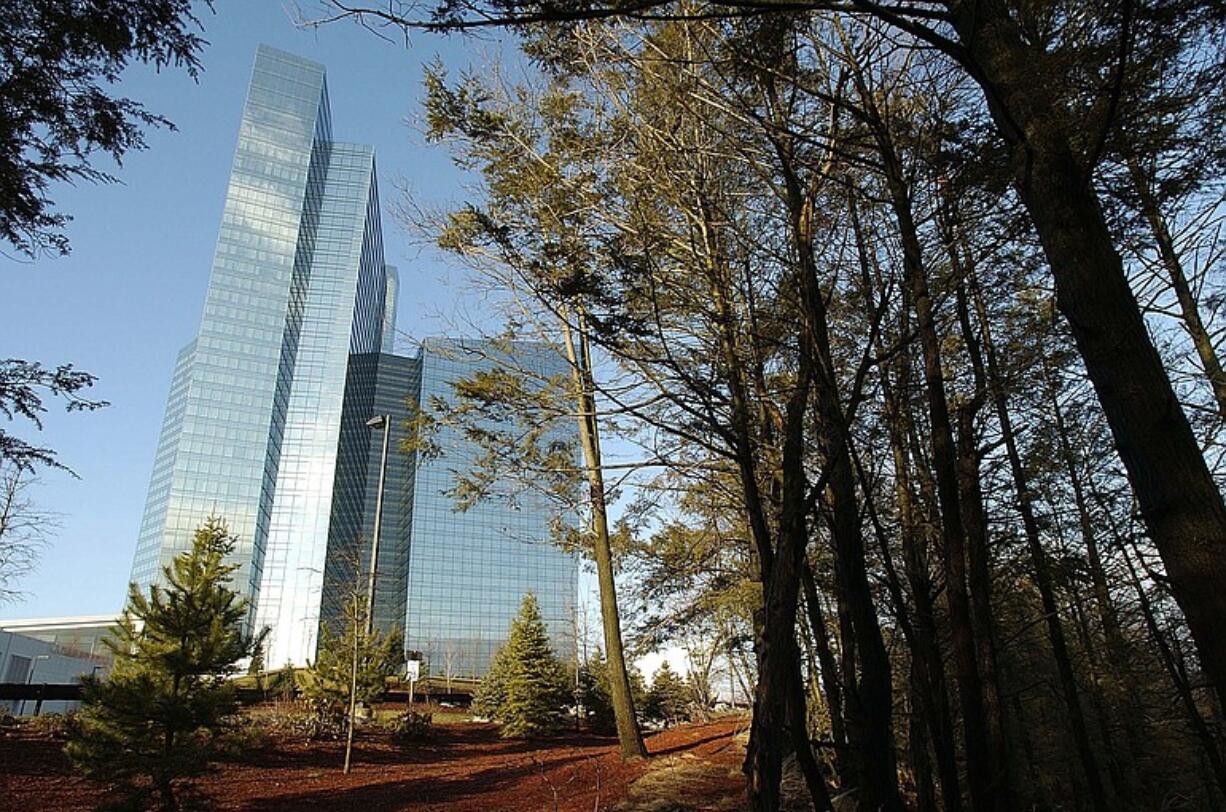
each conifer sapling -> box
[67,517,259,811]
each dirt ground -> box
[0,715,749,811]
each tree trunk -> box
[948,0,1226,708]
[802,561,848,782]
[969,275,1108,811]
[1045,356,1146,797]
[814,411,900,811]
[909,674,939,812]
[1092,486,1226,801]
[762,86,898,809]
[857,98,998,806]
[946,240,1012,812]
[344,592,360,775]
[853,203,963,812]
[788,632,836,812]
[1065,578,1130,799]
[746,375,816,811]
[898,200,997,809]
[562,316,647,761]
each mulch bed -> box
[0,717,748,811]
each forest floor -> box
[0,712,751,811]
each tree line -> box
[312,0,1226,809]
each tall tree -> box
[316,4,1226,808]
[321,0,1226,715]
[562,316,651,758]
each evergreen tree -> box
[268,662,297,702]
[247,638,266,695]
[645,662,691,728]
[578,650,615,735]
[0,1,211,257]
[301,587,403,772]
[302,601,403,719]
[579,649,647,735]
[477,593,571,738]
[472,640,512,720]
[66,517,257,811]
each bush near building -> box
[300,604,403,726]
[267,662,298,701]
[385,709,434,744]
[474,593,570,738]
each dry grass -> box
[616,752,746,811]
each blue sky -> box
[0,2,514,618]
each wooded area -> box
[314,0,1226,808]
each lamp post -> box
[364,414,392,637]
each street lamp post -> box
[364,415,392,638]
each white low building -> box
[0,616,119,715]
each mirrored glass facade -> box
[404,339,577,678]
[131,47,576,674]
[322,341,578,677]
[381,266,399,354]
[324,352,421,640]
[131,46,393,667]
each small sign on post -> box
[406,658,420,705]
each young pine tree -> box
[472,641,511,721]
[579,648,647,735]
[302,598,403,720]
[67,517,258,811]
[302,588,403,772]
[645,662,692,728]
[477,593,571,738]
[267,662,297,702]
[247,639,266,695]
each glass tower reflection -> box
[324,340,579,677]
[404,339,577,677]
[131,46,393,667]
[132,47,576,674]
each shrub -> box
[267,664,297,701]
[248,704,342,741]
[25,712,79,741]
[385,710,433,745]
[211,716,273,757]
[256,701,347,741]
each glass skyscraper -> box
[132,46,576,673]
[132,45,393,667]
[405,339,577,677]
[324,340,578,677]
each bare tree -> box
[442,641,459,694]
[0,462,57,604]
